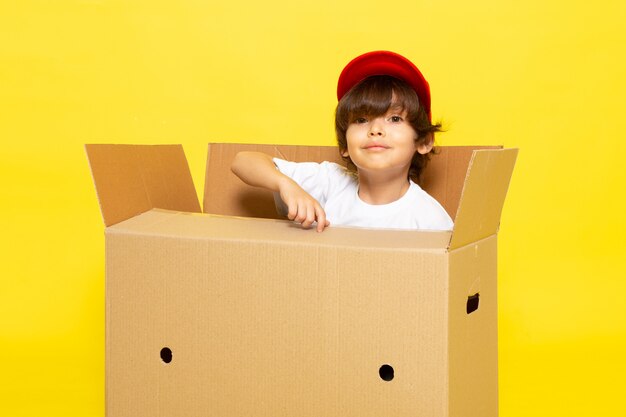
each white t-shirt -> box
[273,158,454,231]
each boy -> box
[231,51,453,232]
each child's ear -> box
[416,133,434,155]
[341,148,349,157]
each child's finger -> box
[296,202,312,226]
[291,202,306,224]
[293,201,306,223]
[302,204,316,229]
[287,200,297,220]
[315,206,328,233]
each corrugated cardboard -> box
[85,144,201,226]
[87,143,517,417]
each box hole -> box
[160,347,172,363]
[466,293,480,314]
[379,364,394,381]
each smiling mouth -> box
[364,144,390,151]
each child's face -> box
[343,107,432,178]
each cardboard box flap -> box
[420,145,501,218]
[85,144,201,227]
[448,148,518,250]
[204,143,500,220]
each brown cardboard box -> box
[86,143,517,417]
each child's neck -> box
[357,170,411,205]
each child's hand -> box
[278,177,330,232]
[231,151,329,232]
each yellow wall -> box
[1,1,625,415]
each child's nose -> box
[368,120,385,136]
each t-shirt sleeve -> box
[272,158,332,206]
[410,183,455,231]
[420,199,454,231]
[425,209,454,231]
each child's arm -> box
[231,151,330,232]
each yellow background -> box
[1,0,625,416]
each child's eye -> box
[354,117,368,124]
[390,115,403,122]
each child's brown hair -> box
[335,75,442,182]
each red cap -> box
[336,51,431,121]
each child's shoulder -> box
[408,181,454,229]
[408,181,443,209]
[321,160,350,174]
[273,158,355,188]
[274,157,350,176]
[322,161,359,186]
